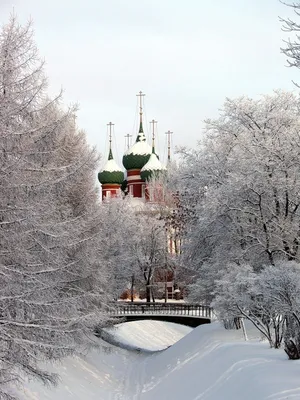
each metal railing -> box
[109,302,212,319]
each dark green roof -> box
[140,168,166,181]
[98,148,124,185]
[140,150,166,181]
[98,169,124,185]
[123,152,151,170]
[122,136,152,170]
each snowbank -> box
[13,321,300,400]
[12,337,141,400]
[140,323,300,400]
[104,320,192,351]
[13,321,190,399]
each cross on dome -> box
[136,91,145,137]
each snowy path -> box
[121,353,147,400]
[101,320,192,399]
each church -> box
[98,91,171,203]
[98,91,181,301]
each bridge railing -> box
[109,302,212,319]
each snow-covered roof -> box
[98,157,124,185]
[140,152,167,181]
[100,158,123,173]
[124,136,152,156]
[141,153,166,172]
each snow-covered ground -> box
[141,323,300,400]
[14,320,300,399]
[103,320,192,351]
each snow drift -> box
[140,323,300,400]
[13,321,300,399]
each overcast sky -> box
[0,0,298,165]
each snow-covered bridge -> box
[108,302,212,327]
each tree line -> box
[174,2,300,360]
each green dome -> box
[140,168,167,181]
[98,153,124,184]
[98,169,124,184]
[123,135,152,170]
[140,153,167,181]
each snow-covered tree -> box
[133,214,169,302]
[187,263,219,305]
[213,261,300,354]
[280,1,300,82]
[0,17,110,398]
[213,264,285,348]
[97,197,140,301]
[98,195,175,303]
[178,91,300,304]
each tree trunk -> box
[234,317,241,330]
[130,274,135,302]
[240,318,248,341]
[146,285,151,302]
[151,287,156,303]
[165,272,168,303]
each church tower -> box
[98,122,124,201]
[141,120,166,202]
[122,91,152,198]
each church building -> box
[98,91,168,202]
[98,92,180,301]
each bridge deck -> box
[109,302,212,319]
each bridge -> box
[108,302,212,327]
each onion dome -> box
[122,90,152,170]
[122,133,152,170]
[140,149,166,181]
[141,118,166,181]
[98,147,124,185]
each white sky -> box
[0,0,298,165]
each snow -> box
[14,320,300,400]
[141,153,166,172]
[12,337,142,400]
[124,139,152,156]
[100,158,123,172]
[104,320,192,351]
[141,322,300,400]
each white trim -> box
[127,174,141,181]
